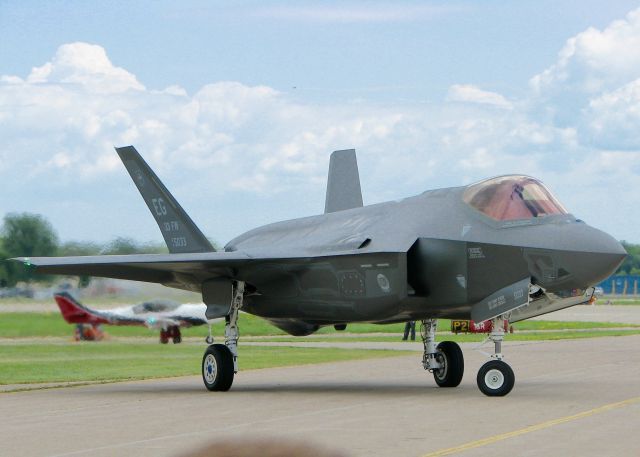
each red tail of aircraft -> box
[54,293,109,325]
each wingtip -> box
[11,257,30,265]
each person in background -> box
[402,321,416,341]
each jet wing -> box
[15,251,252,289]
[13,248,389,290]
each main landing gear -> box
[160,326,181,344]
[421,315,515,396]
[202,281,244,391]
[421,319,464,387]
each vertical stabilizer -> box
[115,146,214,254]
[324,149,363,213]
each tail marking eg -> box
[115,146,214,254]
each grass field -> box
[2,310,639,387]
[0,343,400,385]
[1,312,638,339]
[247,329,640,343]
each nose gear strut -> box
[476,315,515,396]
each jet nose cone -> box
[567,225,627,287]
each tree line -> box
[0,212,168,287]
[1,212,639,288]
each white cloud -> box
[447,84,512,109]
[586,78,640,149]
[531,8,640,94]
[26,42,144,93]
[2,29,640,244]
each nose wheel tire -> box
[202,344,234,391]
[477,360,515,396]
[433,341,464,387]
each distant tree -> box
[101,237,141,255]
[58,241,102,288]
[207,237,221,251]
[1,213,59,285]
[0,243,8,287]
[139,241,169,254]
[59,240,102,256]
[616,241,640,276]
[101,237,168,255]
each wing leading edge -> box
[15,251,251,290]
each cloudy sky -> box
[1,1,640,245]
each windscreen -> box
[463,176,567,221]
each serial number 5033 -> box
[171,237,187,247]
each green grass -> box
[2,311,639,387]
[0,312,637,339]
[0,343,400,385]
[0,312,288,338]
[247,329,640,343]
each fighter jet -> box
[15,146,626,396]
[54,292,213,343]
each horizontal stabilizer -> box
[115,146,214,254]
[324,149,363,213]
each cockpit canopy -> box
[132,300,181,314]
[463,175,568,221]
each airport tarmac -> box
[1,335,639,457]
[530,303,640,324]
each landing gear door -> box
[470,277,530,322]
[202,279,233,319]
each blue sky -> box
[2,1,640,245]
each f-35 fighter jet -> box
[16,146,626,396]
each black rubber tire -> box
[433,341,464,387]
[477,360,515,397]
[202,344,234,391]
[160,330,169,344]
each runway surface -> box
[530,303,640,324]
[2,335,639,457]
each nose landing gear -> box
[476,315,515,396]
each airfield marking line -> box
[422,396,640,457]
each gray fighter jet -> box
[15,146,626,396]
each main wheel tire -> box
[202,344,234,391]
[160,330,169,344]
[477,360,515,397]
[433,341,464,387]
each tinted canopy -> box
[132,300,181,314]
[463,175,567,221]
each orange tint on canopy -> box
[463,176,568,221]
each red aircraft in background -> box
[54,292,214,344]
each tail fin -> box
[115,146,214,254]
[54,292,108,325]
[324,149,363,213]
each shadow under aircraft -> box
[16,146,626,396]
